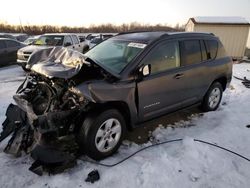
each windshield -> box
[34,35,64,46]
[85,40,146,74]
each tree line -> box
[0,22,185,35]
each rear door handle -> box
[174,73,184,79]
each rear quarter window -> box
[216,41,227,58]
[180,40,202,66]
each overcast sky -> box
[0,0,250,26]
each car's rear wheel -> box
[77,109,126,160]
[201,82,223,112]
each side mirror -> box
[139,64,151,78]
[64,42,72,47]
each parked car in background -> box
[78,35,86,42]
[11,33,29,42]
[17,33,88,70]
[88,34,115,49]
[76,34,89,53]
[0,38,26,67]
[0,33,17,40]
[85,34,97,45]
[0,33,29,42]
[102,34,115,39]
[89,36,103,48]
[23,35,40,45]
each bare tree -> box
[0,22,184,35]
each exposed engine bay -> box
[0,46,137,175]
[0,48,111,175]
[0,73,89,175]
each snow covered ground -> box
[0,63,250,188]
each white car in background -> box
[23,35,40,45]
[17,33,88,70]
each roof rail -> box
[117,30,161,35]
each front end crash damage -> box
[0,74,89,174]
[0,47,137,175]
[0,72,90,175]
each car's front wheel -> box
[77,109,126,160]
[201,82,223,112]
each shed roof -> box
[190,17,250,26]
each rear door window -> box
[217,41,226,58]
[180,40,202,66]
[72,35,79,44]
[205,40,218,59]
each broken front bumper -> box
[0,98,81,175]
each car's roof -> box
[0,38,20,42]
[112,31,167,43]
[43,33,76,36]
[112,31,215,44]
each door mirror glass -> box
[139,64,151,77]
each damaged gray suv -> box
[0,31,232,174]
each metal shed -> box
[185,17,250,59]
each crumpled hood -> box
[31,47,89,79]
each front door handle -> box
[174,73,184,79]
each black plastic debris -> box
[233,76,250,88]
[29,160,43,176]
[85,170,100,183]
[0,104,27,143]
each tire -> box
[201,82,223,112]
[77,109,126,160]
